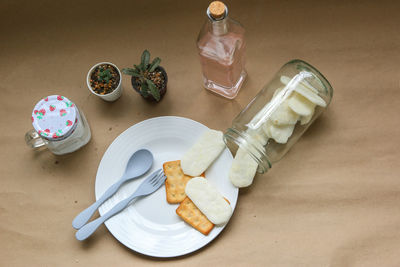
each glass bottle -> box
[25,95,91,155]
[197,1,247,99]
[224,60,333,173]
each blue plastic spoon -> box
[72,149,153,229]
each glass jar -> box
[25,95,91,155]
[224,59,333,173]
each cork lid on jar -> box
[208,1,227,20]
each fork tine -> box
[149,174,158,183]
[151,172,164,186]
[154,174,166,186]
[158,175,166,186]
[156,170,165,182]
[156,169,163,177]
[148,169,162,183]
[158,174,166,184]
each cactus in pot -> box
[122,50,168,102]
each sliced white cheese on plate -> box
[181,129,226,177]
[229,147,258,188]
[185,177,232,225]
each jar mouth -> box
[223,127,271,173]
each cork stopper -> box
[208,1,226,20]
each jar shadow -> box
[301,111,334,140]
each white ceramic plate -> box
[95,116,238,257]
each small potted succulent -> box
[122,50,168,102]
[87,62,122,101]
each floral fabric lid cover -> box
[31,95,78,140]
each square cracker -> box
[163,160,204,204]
[176,197,214,235]
[176,197,231,235]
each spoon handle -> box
[72,177,127,229]
[75,192,140,241]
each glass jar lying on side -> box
[25,95,91,155]
[224,60,333,186]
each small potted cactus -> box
[87,62,122,101]
[122,50,167,102]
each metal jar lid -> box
[31,95,78,141]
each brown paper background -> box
[1,0,400,266]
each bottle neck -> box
[211,18,228,35]
[207,6,229,36]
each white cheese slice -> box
[181,129,226,177]
[280,75,319,94]
[185,177,232,225]
[280,75,326,107]
[265,120,295,144]
[272,86,284,99]
[269,100,299,126]
[247,127,269,146]
[229,147,258,188]
[281,76,326,108]
[294,85,327,107]
[288,92,316,116]
[300,113,313,125]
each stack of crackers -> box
[163,160,214,235]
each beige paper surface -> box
[1,0,400,266]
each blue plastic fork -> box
[75,169,166,241]
[72,149,153,229]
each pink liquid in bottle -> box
[197,2,247,99]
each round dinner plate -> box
[95,116,238,257]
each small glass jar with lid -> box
[224,59,333,179]
[25,95,91,155]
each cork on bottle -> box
[208,1,226,20]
